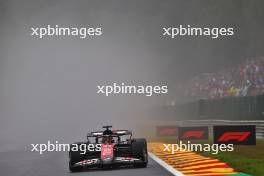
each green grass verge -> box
[200,140,264,176]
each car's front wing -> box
[74,157,142,167]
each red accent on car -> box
[101,144,114,160]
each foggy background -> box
[0,0,264,151]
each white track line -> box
[148,152,185,176]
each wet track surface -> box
[0,151,173,176]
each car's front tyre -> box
[68,143,84,172]
[132,138,148,168]
[69,160,82,172]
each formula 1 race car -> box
[69,126,148,172]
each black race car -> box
[69,126,148,172]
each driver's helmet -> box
[102,135,113,143]
[103,128,112,135]
[102,129,113,143]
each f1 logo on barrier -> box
[218,132,251,142]
[182,131,204,138]
[214,125,256,145]
[179,126,208,140]
[156,126,177,136]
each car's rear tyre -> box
[132,138,148,168]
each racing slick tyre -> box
[132,138,148,168]
[69,143,85,172]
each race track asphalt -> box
[0,151,174,176]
